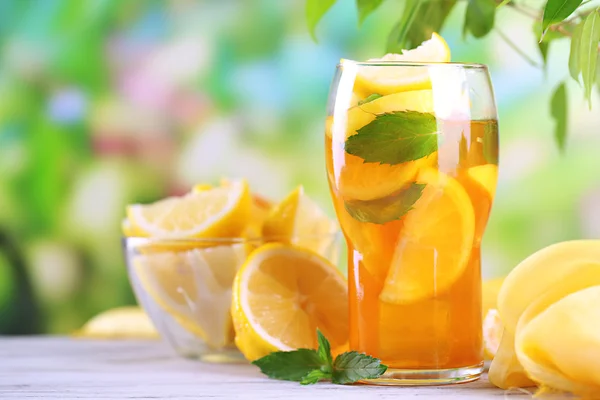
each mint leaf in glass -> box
[344,183,425,224]
[357,93,382,106]
[345,111,438,165]
[331,351,388,384]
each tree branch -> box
[494,27,543,68]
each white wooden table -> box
[0,337,531,399]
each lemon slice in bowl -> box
[262,186,338,258]
[127,180,251,238]
[133,243,249,349]
[231,243,348,361]
[379,168,475,304]
[350,33,450,96]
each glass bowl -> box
[123,235,340,362]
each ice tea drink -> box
[325,59,498,384]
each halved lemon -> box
[262,187,338,259]
[75,306,159,339]
[349,33,451,97]
[379,168,475,304]
[483,309,502,360]
[127,180,251,238]
[231,243,348,361]
[133,243,248,348]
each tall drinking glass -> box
[325,61,498,385]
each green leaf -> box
[316,329,333,370]
[345,111,439,165]
[569,21,585,82]
[533,21,564,67]
[300,369,330,385]
[344,183,425,224]
[464,0,496,38]
[332,351,388,384]
[306,0,337,41]
[550,82,568,152]
[541,0,583,38]
[357,0,384,25]
[253,349,325,382]
[387,0,457,52]
[357,94,383,106]
[597,53,600,95]
[386,0,420,52]
[580,9,600,109]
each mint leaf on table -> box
[345,111,438,165]
[252,348,325,382]
[332,351,388,384]
[300,369,330,385]
[344,183,425,224]
[253,330,388,385]
[316,329,333,371]
[357,93,382,106]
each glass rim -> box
[338,60,489,69]
[122,232,340,245]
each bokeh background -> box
[1,0,599,334]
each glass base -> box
[180,347,246,363]
[361,362,484,386]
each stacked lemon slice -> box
[121,179,345,359]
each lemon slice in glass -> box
[348,33,451,97]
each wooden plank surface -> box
[0,337,531,399]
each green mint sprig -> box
[252,329,387,385]
[345,110,438,165]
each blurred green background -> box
[0,0,599,334]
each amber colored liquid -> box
[326,117,498,370]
